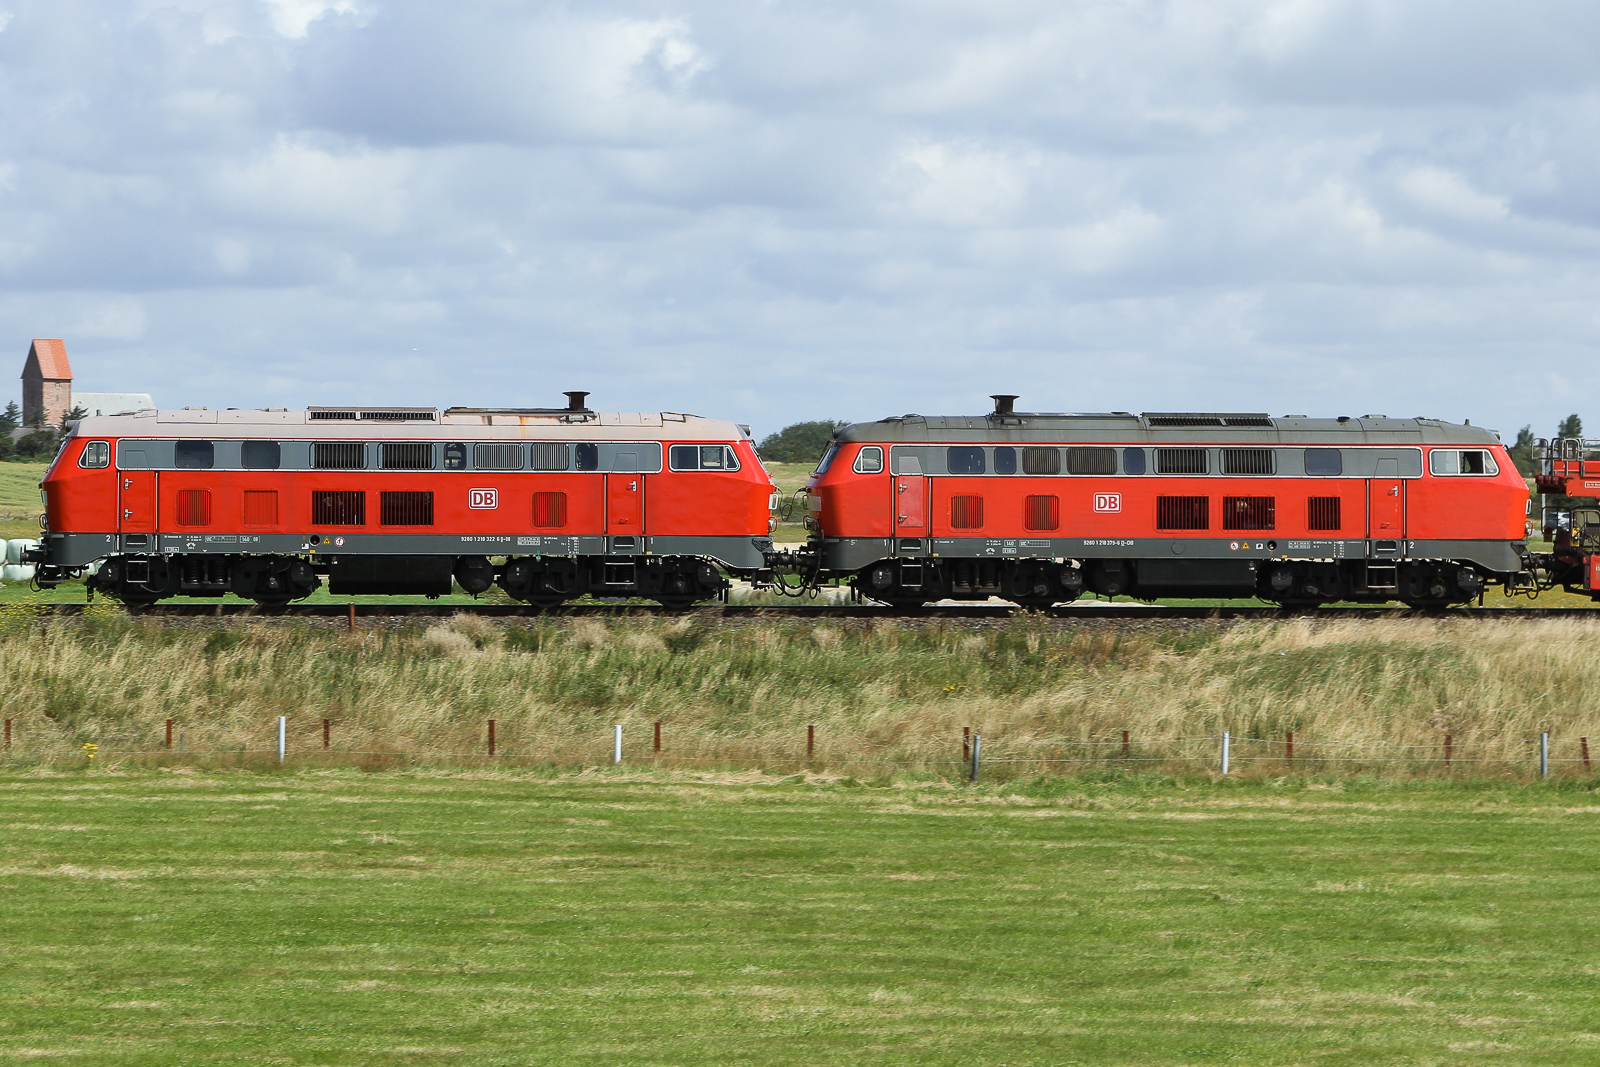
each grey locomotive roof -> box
[834,412,1502,447]
[68,406,750,442]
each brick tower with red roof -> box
[22,339,72,428]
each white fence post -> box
[1541,732,1550,779]
[971,735,981,783]
[1221,731,1230,775]
[614,724,623,765]
[277,716,286,764]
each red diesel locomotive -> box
[801,397,1529,607]
[34,393,775,607]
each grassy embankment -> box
[1,769,1598,1065]
[4,613,1598,772]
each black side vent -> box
[309,410,357,421]
[313,442,366,469]
[1223,416,1274,427]
[1157,448,1208,475]
[1222,448,1274,475]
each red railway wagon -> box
[34,393,775,607]
[802,397,1528,607]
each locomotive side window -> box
[1429,449,1499,476]
[1304,449,1342,476]
[381,442,434,470]
[1156,448,1207,475]
[530,443,568,471]
[947,447,986,475]
[1067,447,1115,475]
[1222,448,1274,475]
[950,495,984,528]
[993,447,1017,474]
[1157,496,1209,529]
[443,443,467,470]
[78,441,110,468]
[669,445,739,471]
[175,440,214,470]
[313,442,366,469]
[477,443,526,470]
[1023,447,1061,475]
[1024,495,1059,530]
[853,446,884,474]
[815,445,839,474]
[242,441,280,469]
[575,443,600,471]
[1123,448,1146,475]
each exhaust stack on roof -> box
[990,394,1019,415]
[564,391,591,412]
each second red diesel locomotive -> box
[798,396,1529,607]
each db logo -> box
[468,488,499,510]
[1093,492,1121,513]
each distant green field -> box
[0,460,47,538]
[1,770,1597,1065]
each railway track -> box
[26,601,1600,619]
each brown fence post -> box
[4,718,9,750]
[165,720,174,749]
[807,725,815,759]
[323,719,331,750]
[653,721,661,754]
[963,726,970,762]
[347,603,355,633]
[1583,736,1592,773]
[1285,731,1293,763]
[1445,733,1453,771]
[1122,730,1129,759]
[488,720,496,756]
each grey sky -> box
[2,0,1599,441]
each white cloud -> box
[1396,166,1510,221]
[261,0,358,39]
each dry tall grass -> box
[1,607,1595,774]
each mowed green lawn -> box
[2,772,1598,1065]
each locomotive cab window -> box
[1429,449,1499,476]
[853,446,884,474]
[947,447,986,475]
[1304,449,1342,476]
[242,441,280,470]
[174,440,214,470]
[670,445,740,471]
[78,441,110,468]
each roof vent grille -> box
[308,407,438,421]
[1144,413,1273,427]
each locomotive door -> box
[894,476,927,535]
[605,474,643,534]
[119,471,157,532]
[1368,478,1404,537]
